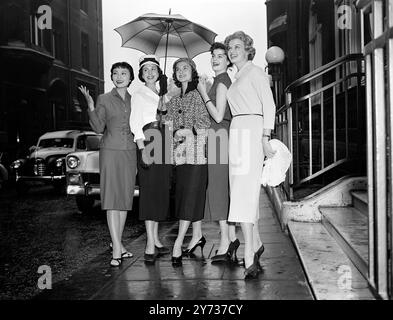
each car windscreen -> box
[38,138,74,148]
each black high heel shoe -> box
[144,252,157,264]
[254,244,265,271]
[171,255,182,266]
[155,245,170,255]
[244,254,259,279]
[211,247,230,263]
[183,236,206,255]
[227,239,240,263]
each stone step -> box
[351,190,368,217]
[320,206,368,279]
[288,221,375,300]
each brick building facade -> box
[0,0,104,162]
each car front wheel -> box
[75,195,95,214]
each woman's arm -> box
[79,86,106,133]
[252,69,276,130]
[198,80,228,123]
[251,70,277,158]
[130,94,147,145]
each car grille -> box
[81,173,100,185]
[34,162,46,176]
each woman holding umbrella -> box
[163,57,211,266]
[224,31,276,278]
[79,62,137,267]
[130,55,172,264]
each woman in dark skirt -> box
[163,57,211,266]
[198,42,239,263]
[130,55,172,264]
[79,62,137,267]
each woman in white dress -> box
[224,31,276,278]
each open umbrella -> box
[114,12,217,74]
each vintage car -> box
[66,140,139,214]
[10,130,101,195]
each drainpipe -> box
[66,0,72,127]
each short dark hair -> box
[110,62,134,87]
[138,65,167,96]
[210,42,233,68]
[172,59,199,93]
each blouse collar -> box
[140,84,159,97]
[235,61,253,79]
[111,88,131,101]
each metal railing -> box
[276,54,365,199]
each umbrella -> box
[114,12,217,74]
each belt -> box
[232,113,263,118]
[142,121,160,131]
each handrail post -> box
[286,91,294,200]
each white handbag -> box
[261,139,292,187]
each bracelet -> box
[157,109,167,115]
[204,99,212,105]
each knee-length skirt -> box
[228,115,264,224]
[204,120,230,221]
[138,123,172,221]
[99,148,137,211]
[175,164,207,222]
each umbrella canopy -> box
[114,13,217,60]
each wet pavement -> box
[0,185,144,300]
[35,188,313,300]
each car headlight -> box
[67,156,80,169]
[56,158,64,167]
[11,160,22,169]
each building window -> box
[5,4,24,43]
[80,0,88,14]
[53,18,65,62]
[30,14,43,47]
[30,14,52,53]
[81,32,89,70]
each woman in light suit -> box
[79,62,137,267]
[224,31,276,279]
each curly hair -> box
[172,58,199,94]
[110,62,134,87]
[210,42,233,68]
[224,31,256,61]
[138,65,168,96]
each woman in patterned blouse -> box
[163,57,211,266]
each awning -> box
[269,13,287,36]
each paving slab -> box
[35,188,313,300]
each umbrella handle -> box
[157,96,167,129]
